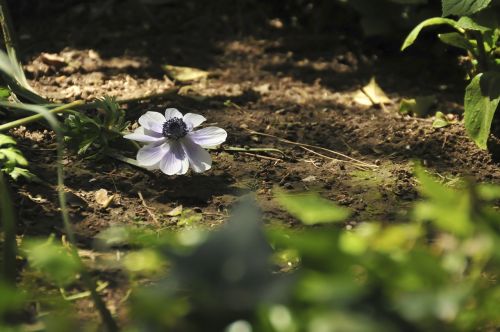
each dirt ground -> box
[6,0,500,323]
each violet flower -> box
[124,108,227,175]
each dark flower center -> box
[162,118,188,139]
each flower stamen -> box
[162,118,188,140]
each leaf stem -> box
[473,31,489,72]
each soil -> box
[5,0,500,325]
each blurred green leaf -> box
[276,191,350,225]
[123,249,166,275]
[0,87,10,100]
[0,133,34,181]
[414,167,472,235]
[177,209,203,226]
[23,237,81,286]
[0,134,15,146]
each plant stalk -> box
[0,101,119,332]
[473,31,489,72]
[0,0,20,69]
[0,100,84,132]
[0,171,17,286]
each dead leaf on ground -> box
[162,65,209,82]
[253,83,271,94]
[167,205,183,217]
[40,53,67,67]
[353,77,392,106]
[302,175,317,183]
[95,189,114,208]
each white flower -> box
[124,108,227,175]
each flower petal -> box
[137,142,169,167]
[164,108,183,120]
[177,152,190,175]
[159,142,185,175]
[180,137,212,173]
[188,127,227,147]
[138,111,165,133]
[124,127,164,143]
[183,113,206,130]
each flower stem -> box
[0,100,84,132]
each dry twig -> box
[138,191,160,225]
[246,129,378,169]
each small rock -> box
[302,175,316,183]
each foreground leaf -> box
[464,72,500,149]
[277,191,350,225]
[414,167,472,236]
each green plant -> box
[402,0,500,149]
[0,133,33,180]
[63,96,129,158]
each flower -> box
[124,108,227,175]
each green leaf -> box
[23,237,82,286]
[0,134,16,146]
[276,191,350,225]
[438,32,475,51]
[464,72,500,149]
[0,148,28,166]
[478,183,500,200]
[442,0,492,17]
[456,16,491,31]
[399,95,436,116]
[432,111,452,128]
[8,167,36,181]
[414,167,473,236]
[0,87,11,100]
[401,17,460,51]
